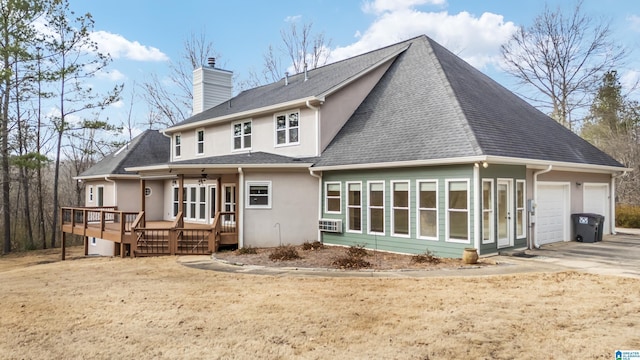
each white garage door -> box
[537,183,570,245]
[583,183,610,235]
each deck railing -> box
[61,206,140,242]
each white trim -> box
[324,181,342,214]
[481,179,494,244]
[445,179,471,244]
[473,165,480,252]
[195,128,205,156]
[390,180,410,238]
[231,119,252,152]
[346,181,362,233]
[245,181,272,209]
[165,96,320,133]
[416,179,438,241]
[367,181,385,236]
[274,109,300,147]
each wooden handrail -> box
[131,211,145,230]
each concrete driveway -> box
[525,229,640,278]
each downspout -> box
[306,100,320,156]
[237,167,244,248]
[104,176,117,206]
[532,165,553,248]
[473,164,480,254]
[309,169,322,242]
[610,170,628,235]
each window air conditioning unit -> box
[318,219,342,233]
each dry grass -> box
[1,247,639,359]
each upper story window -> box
[233,120,252,150]
[275,111,299,146]
[174,134,181,158]
[196,129,204,155]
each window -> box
[275,111,299,145]
[233,120,251,150]
[90,237,96,246]
[446,180,469,242]
[516,180,526,238]
[417,180,438,240]
[88,186,94,202]
[173,187,179,217]
[392,181,409,236]
[368,182,385,234]
[246,181,272,209]
[325,182,341,213]
[482,179,494,244]
[174,134,181,157]
[144,187,152,197]
[347,182,362,232]
[189,187,196,219]
[196,129,204,155]
[198,187,206,220]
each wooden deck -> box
[60,207,238,259]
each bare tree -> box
[500,0,625,130]
[141,30,219,127]
[249,21,331,87]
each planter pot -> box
[462,248,478,264]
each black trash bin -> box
[571,213,603,243]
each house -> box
[63,35,629,259]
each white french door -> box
[497,179,513,248]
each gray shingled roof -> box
[314,35,624,168]
[167,41,410,129]
[79,130,170,177]
[171,151,318,166]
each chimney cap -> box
[207,57,216,67]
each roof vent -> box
[303,63,308,81]
[284,72,289,86]
[207,57,216,68]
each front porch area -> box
[60,207,238,259]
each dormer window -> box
[275,110,299,146]
[174,134,181,158]
[233,120,251,150]
[196,129,204,155]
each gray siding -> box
[321,165,475,258]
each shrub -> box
[411,249,440,264]
[302,241,325,250]
[331,244,371,269]
[616,204,640,228]
[237,246,257,255]
[268,245,301,261]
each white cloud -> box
[330,7,517,69]
[285,15,302,23]
[90,31,169,62]
[95,69,126,82]
[362,0,445,15]
[628,14,640,32]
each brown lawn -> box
[1,246,639,359]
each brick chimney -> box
[192,57,233,115]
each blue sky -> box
[75,0,640,136]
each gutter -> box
[309,169,323,242]
[610,170,628,235]
[104,176,117,206]
[532,165,553,249]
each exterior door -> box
[497,179,513,248]
[583,183,610,234]
[97,186,104,207]
[223,184,236,223]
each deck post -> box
[61,232,66,261]
[178,174,184,228]
[140,179,146,227]
[84,236,88,256]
